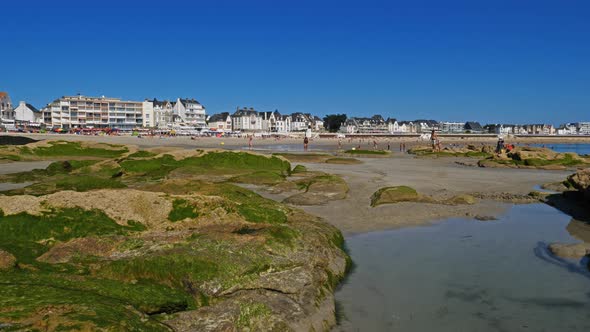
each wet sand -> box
[290,155,571,234]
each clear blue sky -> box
[2,0,589,124]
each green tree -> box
[323,114,347,133]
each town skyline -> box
[3,0,590,124]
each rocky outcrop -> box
[0,250,16,270]
[548,242,590,259]
[370,187,477,207]
[566,168,590,201]
[478,147,590,170]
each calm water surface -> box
[335,204,590,331]
[533,143,590,155]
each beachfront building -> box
[13,101,42,123]
[412,119,438,133]
[0,92,14,121]
[464,121,484,134]
[232,107,262,132]
[207,112,232,131]
[275,114,292,133]
[343,115,389,134]
[41,95,145,130]
[389,120,412,133]
[312,116,324,131]
[291,113,312,131]
[556,123,578,135]
[173,98,207,128]
[578,122,590,135]
[440,122,465,133]
[151,99,175,128]
[522,124,555,135]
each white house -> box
[275,114,292,133]
[208,112,232,131]
[291,113,312,131]
[13,101,42,123]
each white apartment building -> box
[441,122,465,133]
[42,95,145,130]
[0,92,14,121]
[173,98,207,128]
[232,107,262,131]
[151,99,175,128]
[578,122,590,135]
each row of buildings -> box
[207,108,323,133]
[1,92,589,135]
[0,93,206,131]
[341,115,590,136]
[0,92,322,133]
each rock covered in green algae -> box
[0,146,350,331]
[370,186,422,206]
[370,187,477,207]
[478,147,590,170]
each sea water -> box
[335,204,590,331]
[533,143,590,156]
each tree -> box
[323,114,347,133]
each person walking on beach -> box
[303,136,309,151]
[248,136,253,150]
[431,129,441,152]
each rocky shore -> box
[0,141,350,331]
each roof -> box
[150,98,173,107]
[178,98,202,106]
[26,103,40,113]
[464,121,483,130]
[233,107,258,117]
[0,92,8,99]
[208,112,230,122]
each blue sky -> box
[2,0,589,124]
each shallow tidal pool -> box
[335,204,590,331]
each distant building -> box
[173,98,207,128]
[440,122,465,133]
[578,122,590,135]
[412,119,438,133]
[42,95,146,130]
[291,113,312,131]
[343,115,389,134]
[0,92,14,121]
[275,114,292,133]
[208,112,232,131]
[464,121,484,133]
[13,101,42,123]
[232,107,262,131]
[151,99,174,128]
[312,116,324,131]
[556,123,578,135]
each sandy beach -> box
[1,133,578,234]
[5,133,590,153]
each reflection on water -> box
[335,204,590,331]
